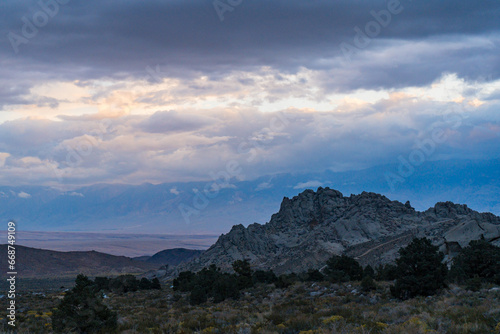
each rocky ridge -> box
[173,188,500,275]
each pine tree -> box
[390,238,448,299]
[233,259,253,289]
[52,274,117,333]
[450,238,500,285]
[151,278,162,290]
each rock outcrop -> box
[173,188,500,275]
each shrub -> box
[450,238,500,285]
[139,277,152,290]
[324,255,363,282]
[390,238,448,299]
[233,259,253,289]
[109,275,139,293]
[173,271,196,292]
[465,276,482,292]
[361,275,377,292]
[275,274,297,289]
[305,269,325,282]
[375,264,398,281]
[363,265,375,278]
[94,277,110,291]
[174,263,243,305]
[52,274,117,333]
[151,278,161,290]
[190,284,208,305]
[213,273,240,303]
[253,270,277,284]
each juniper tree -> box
[52,274,117,333]
[450,238,500,286]
[390,238,448,299]
[324,255,363,282]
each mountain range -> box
[1,159,499,234]
[0,246,201,278]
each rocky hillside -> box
[174,188,500,275]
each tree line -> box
[174,237,500,304]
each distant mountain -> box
[174,188,500,275]
[1,159,499,234]
[135,248,204,266]
[0,245,159,278]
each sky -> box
[0,0,499,189]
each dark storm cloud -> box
[0,0,499,91]
[318,34,500,91]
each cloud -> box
[256,182,273,191]
[294,181,324,190]
[170,187,180,195]
[17,191,31,198]
[141,110,215,133]
[67,192,84,197]
[0,88,498,188]
[0,153,10,167]
[0,0,499,111]
[0,1,499,190]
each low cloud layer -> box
[0,85,498,188]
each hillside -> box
[174,188,500,275]
[0,245,159,278]
[136,248,204,266]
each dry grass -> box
[2,281,500,333]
